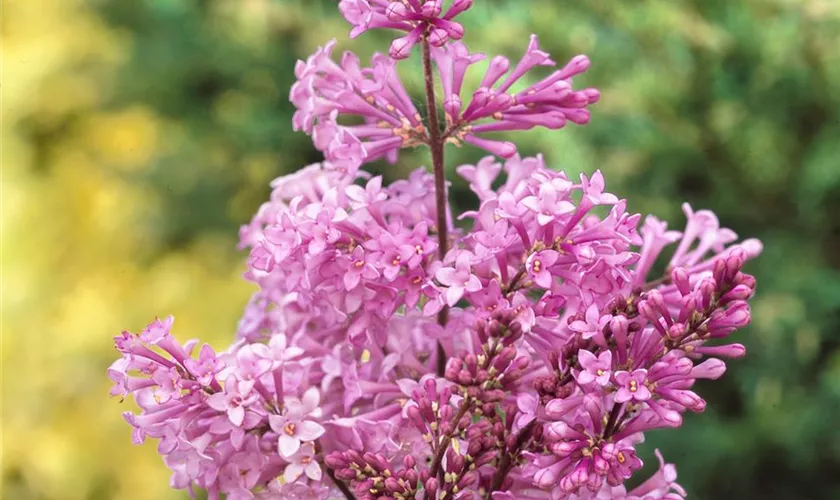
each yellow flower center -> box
[284,423,296,436]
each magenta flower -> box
[580,170,619,207]
[139,315,174,344]
[575,349,612,387]
[526,249,559,288]
[269,388,326,457]
[283,442,323,483]
[614,369,651,403]
[435,251,482,306]
[568,303,612,340]
[268,334,304,362]
[339,0,473,57]
[520,183,576,226]
[342,246,380,290]
[206,377,259,427]
[183,344,222,387]
[629,449,686,499]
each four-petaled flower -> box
[526,250,559,288]
[568,303,612,340]
[269,388,326,457]
[435,252,482,306]
[207,377,259,427]
[343,246,380,290]
[283,442,323,483]
[614,369,651,403]
[521,184,576,226]
[576,349,612,387]
[184,344,222,387]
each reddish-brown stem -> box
[602,402,624,439]
[487,419,537,497]
[425,398,472,499]
[421,35,450,377]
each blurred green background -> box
[3,0,840,498]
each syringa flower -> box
[433,37,599,158]
[339,0,474,58]
[435,251,482,306]
[283,442,323,483]
[614,369,651,403]
[112,0,763,493]
[576,349,612,387]
[291,41,426,171]
[269,388,326,457]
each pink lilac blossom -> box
[339,0,474,58]
[112,157,760,499]
[434,37,600,158]
[110,4,762,500]
[291,37,597,167]
[291,40,425,174]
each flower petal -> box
[278,434,301,458]
[297,420,326,441]
[284,463,303,483]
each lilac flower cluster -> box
[292,35,597,171]
[111,3,762,500]
[339,0,474,57]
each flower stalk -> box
[107,2,762,499]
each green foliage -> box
[5,0,840,498]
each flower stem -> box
[425,398,472,500]
[603,402,624,439]
[421,35,449,377]
[487,418,537,497]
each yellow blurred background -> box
[2,1,253,498]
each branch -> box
[487,419,537,497]
[421,34,450,377]
[425,398,472,500]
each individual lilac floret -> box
[575,349,612,387]
[207,377,259,427]
[614,369,651,403]
[283,442,323,483]
[339,0,474,58]
[435,251,482,306]
[269,387,326,457]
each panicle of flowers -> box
[237,161,446,352]
[291,36,597,168]
[339,0,474,58]
[109,316,344,499]
[110,1,763,499]
[291,41,427,174]
[433,37,599,159]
